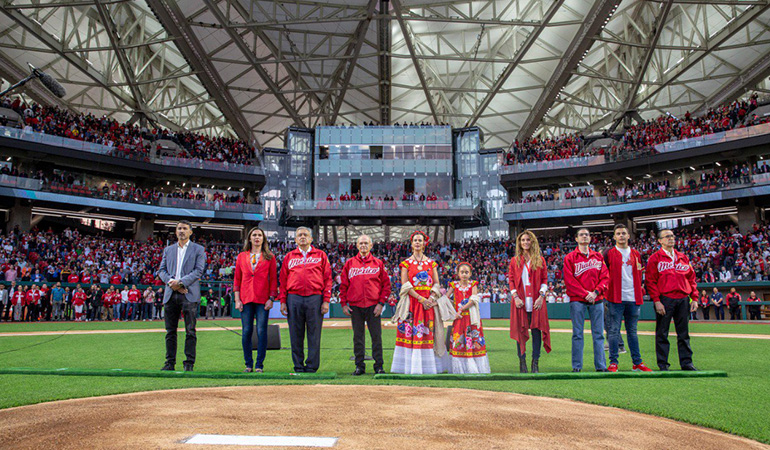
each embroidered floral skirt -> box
[448,315,490,374]
[391,296,448,374]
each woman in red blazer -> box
[234,226,277,372]
[507,230,551,373]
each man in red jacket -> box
[603,224,652,372]
[279,226,332,373]
[340,234,391,376]
[563,228,609,372]
[645,229,699,371]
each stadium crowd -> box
[513,162,768,205]
[0,165,258,209]
[502,94,768,166]
[0,96,258,167]
[3,221,768,322]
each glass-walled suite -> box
[315,126,453,163]
[315,174,452,200]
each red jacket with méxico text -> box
[128,289,141,303]
[340,253,391,308]
[507,256,551,354]
[563,248,609,303]
[25,289,41,306]
[234,252,278,304]
[279,246,332,303]
[11,290,24,305]
[645,249,699,303]
[603,246,644,305]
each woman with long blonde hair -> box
[507,230,552,373]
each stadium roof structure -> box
[1,0,769,150]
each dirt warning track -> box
[0,385,766,449]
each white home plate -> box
[184,434,338,447]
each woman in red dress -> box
[391,230,447,374]
[508,230,551,373]
[448,262,489,373]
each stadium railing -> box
[0,175,262,214]
[0,126,264,176]
[292,198,474,211]
[499,121,770,175]
[503,174,770,214]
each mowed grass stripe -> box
[0,325,767,444]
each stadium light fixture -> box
[625,177,632,181]
[182,183,186,187]
[666,170,673,174]
[166,181,170,185]
[689,166,696,171]
[715,162,721,167]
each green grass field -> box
[1,318,768,443]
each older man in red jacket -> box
[279,226,332,373]
[646,228,699,371]
[340,234,391,376]
[563,228,610,372]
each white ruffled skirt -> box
[390,347,450,374]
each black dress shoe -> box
[351,368,366,376]
[596,368,609,372]
[161,363,175,371]
[681,365,699,371]
[659,366,670,371]
[519,357,528,373]
[374,368,386,374]
[572,368,581,372]
[183,364,194,372]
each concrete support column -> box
[6,200,31,233]
[133,218,155,241]
[384,225,390,242]
[332,225,338,243]
[737,199,759,234]
[433,226,440,244]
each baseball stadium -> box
[1,0,770,448]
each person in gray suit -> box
[157,220,206,371]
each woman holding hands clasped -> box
[508,230,552,373]
[234,226,277,373]
[390,230,452,374]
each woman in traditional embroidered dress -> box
[391,230,447,374]
[508,230,552,373]
[448,262,490,374]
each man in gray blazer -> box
[157,220,206,371]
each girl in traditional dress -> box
[448,262,490,374]
[391,230,448,374]
[507,230,551,373]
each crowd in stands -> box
[502,94,769,166]
[331,122,449,127]
[0,165,258,209]
[514,161,768,205]
[2,221,768,321]
[323,191,444,203]
[0,96,258,167]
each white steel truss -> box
[0,0,768,149]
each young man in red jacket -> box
[279,226,332,373]
[603,224,652,372]
[645,229,700,371]
[563,228,609,372]
[340,234,391,376]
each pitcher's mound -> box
[0,385,765,449]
